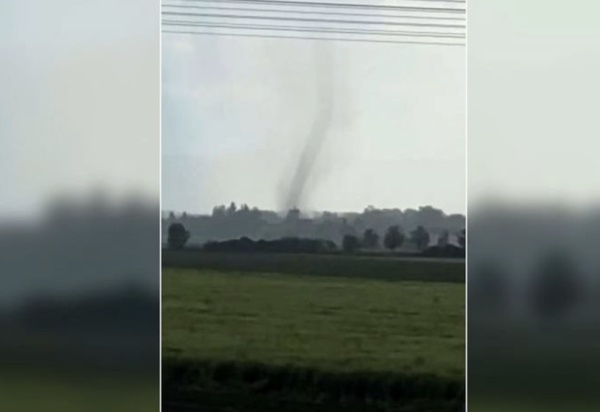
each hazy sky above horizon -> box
[3,0,600,221]
[162,22,466,215]
[469,0,600,207]
[0,0,159,221]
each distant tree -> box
[212,205,226,218]
[168,222,190,250]
[227,202,237,216]
[342,234,361,253]
[457,229,466,249]
[410,226,430,251]
[384,225,404,251]
[286,208,301,221]
[340,217,358,238]
[362,228,379,249]
[163,202,464,247]
[417,205,445,227]
[168,211,175,220]
[322,211,338,220]
[437,230,450,247]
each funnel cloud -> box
[162,34,466,215]
[284,43,334,211]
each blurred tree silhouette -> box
[168,222,190,250]
[227,202,237,216]
[437,230,450,247]
[469,260,509,314]
[212,205,226,219]
[457,229,465,249]
[410,226,430,251]
[163,204,464,248]
[384,225,404,251]
[529,250,581,319]
[342,234,361,253]
[362,228,379,249]
[285,208,301,222]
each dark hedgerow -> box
[163,357,464,412]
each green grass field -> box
[163,266,464,411]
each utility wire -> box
[164,20,465,38]
[162,11,466,29]
[163,28,465,46]
[359,0,465,3]
[371,0,465,2]
[162,3,466,21]
[167,0,466,14]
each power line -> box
[162,11,466,29]
[373,0,465,2]
[170,0,466,8]
[395,0,464,2]
[365,0,465,2]
[164,20,465,39]
[163,28,465,46]
[162,4,466,21]
[167,0,466,14]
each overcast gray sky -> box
[6,1,597,219]
[469,0,600,207]
[0,0,159,221]
[162,20,466,215]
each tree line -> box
[163,203,465,247]
[168,221,466,257]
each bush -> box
[203,237,338,254]
[342,235,361,253]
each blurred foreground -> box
[1,0,159,409]
[469,202,600,411]
[0,196,159,412]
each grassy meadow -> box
[162,262,464,411]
